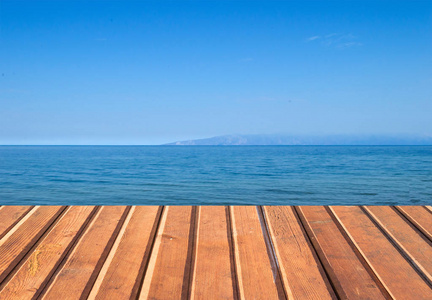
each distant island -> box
[165,134,432,145]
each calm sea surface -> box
[0,146,431,205]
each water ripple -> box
[0,145,431,205]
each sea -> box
[0,146,431,206]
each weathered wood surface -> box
[297,206,388,299]
[0,206,65,284]
[330,206,432,299]
[396,206,432,242]
[263,206,335,299]
[139,206,195,300]
[0,205,431,299]
[42,206,129,299]
[364,206,432,285]
[0,206,34,240]
[89,206,162,300]
[0,206,95,299]
[191,206,235,300]
[230,206,280,299]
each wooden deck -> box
[0,206,431,299]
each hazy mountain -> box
[165,134,432,145]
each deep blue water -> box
[0,146,431,205]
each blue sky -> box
[1,0,431,144]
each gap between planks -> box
[0,206,68,289]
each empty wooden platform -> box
[0,205,431,299]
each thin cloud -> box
[306,33,362,49]
[306,35,320,41]
[337,41,363,49]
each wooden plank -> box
[297,206,388,299]
[425,206,432,214]
[263,206,335,299]
[0,206,96,299]
[139,206,195,300]
[230,206,279,299]
[0,206,64,284]
[88,206,161,300]
[330,206,432,299]
[41,206,129,300]
[191,206,235,300]
[0,206,33,239]
[365,206,432,284]
[0,204,430,299]
[396,206,432,241]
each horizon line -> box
[1,144,432,147]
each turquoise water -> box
[0,146,431,205]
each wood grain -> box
[297,206,388,299]
[330,206,432,299]
[230,206,279,300]
[396,206,432,241]
[364,206,432,284]
[0,206,96,299]
[88,206,161,300]
[0,205,431,300]
[139,206,194,300]
[191,206,235,300]
[263,206,335,300]
[41,206,129,300]
[0,206,64,284]
[0,206,33,240]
